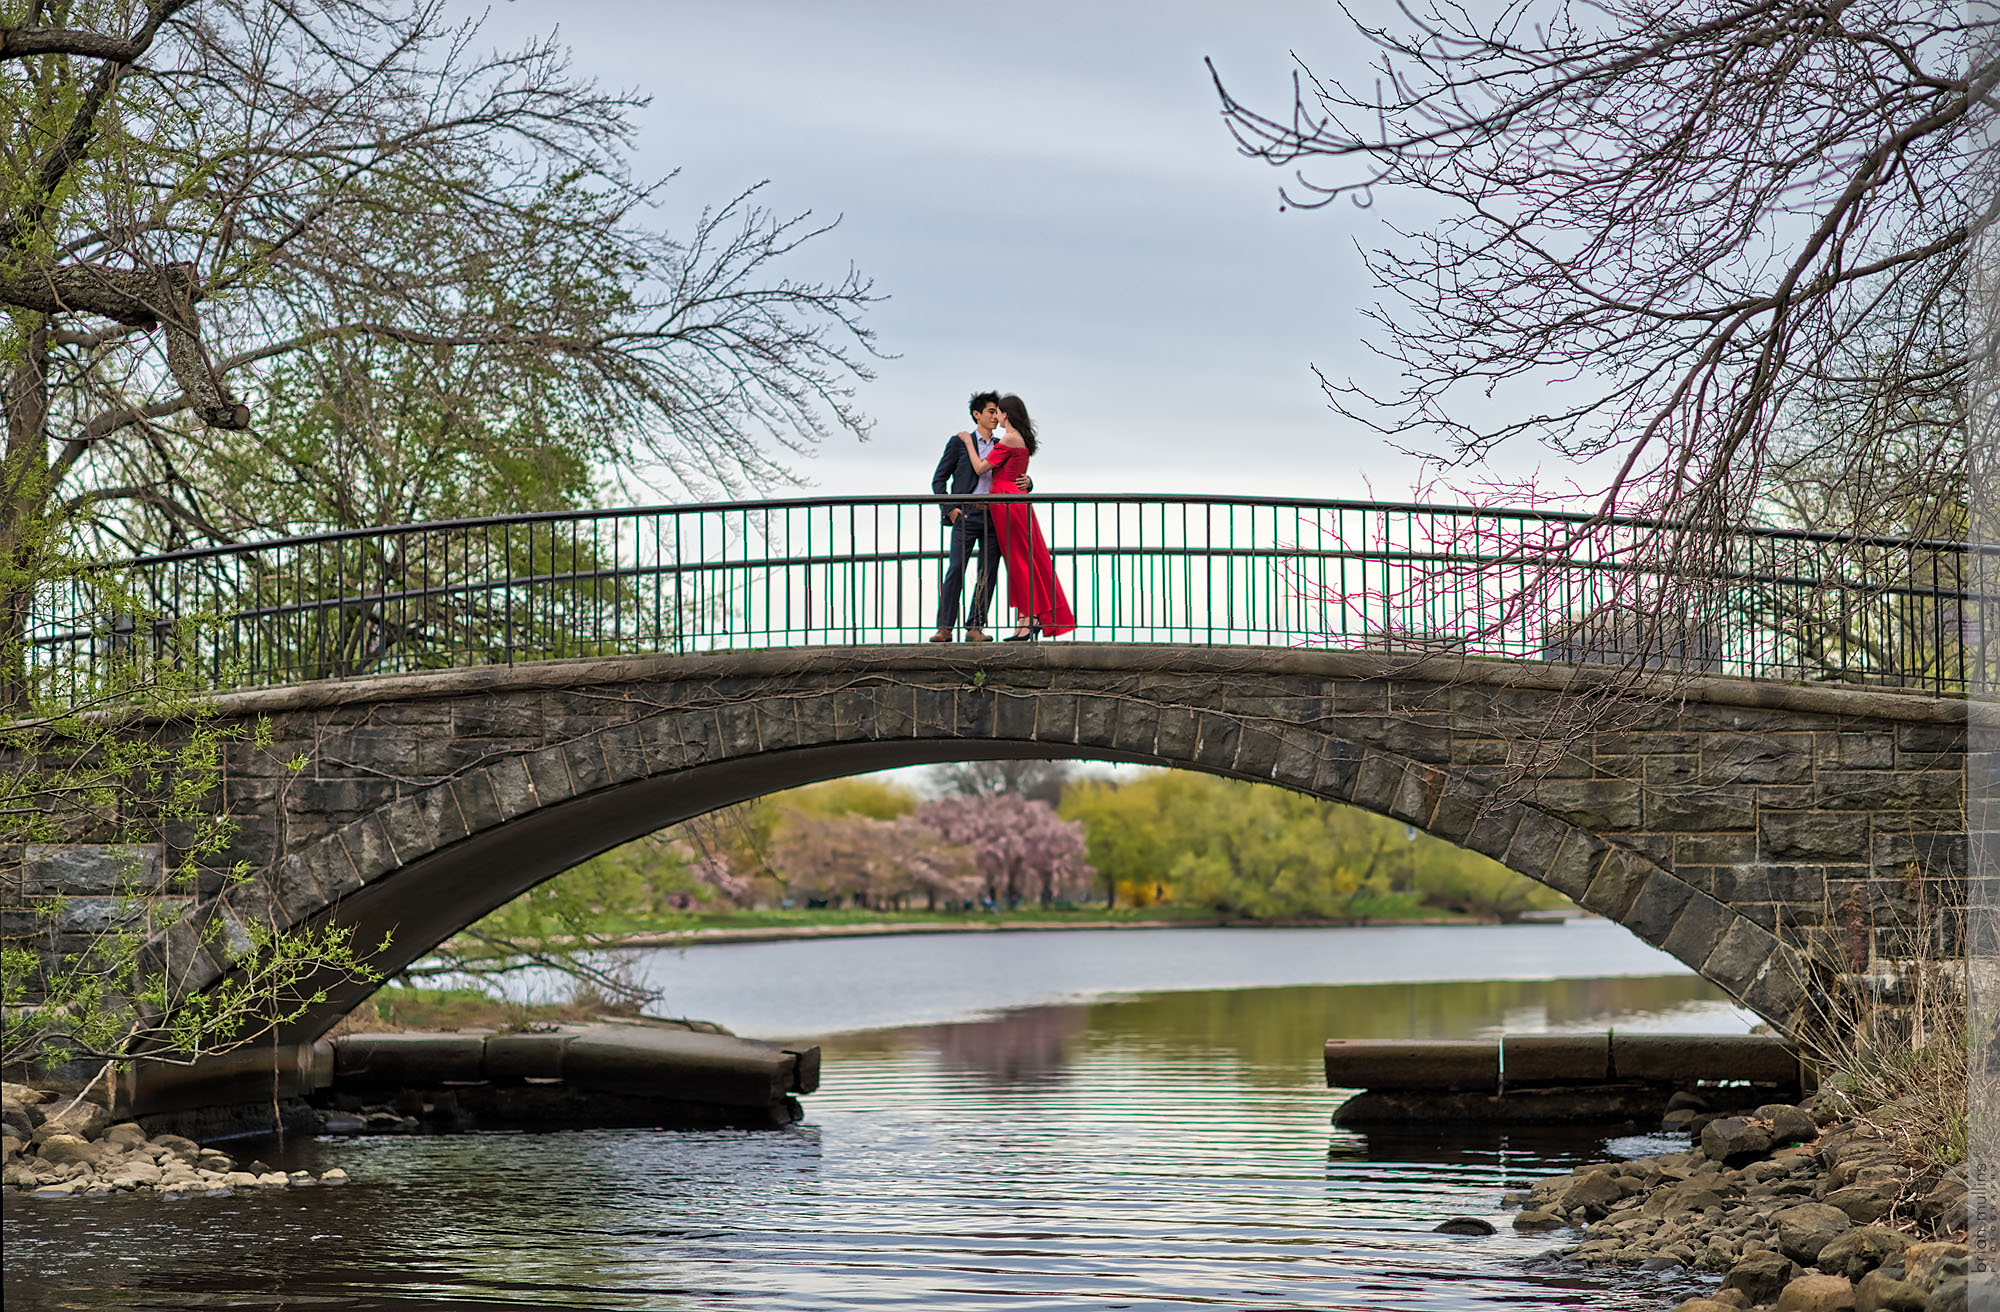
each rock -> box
[1664,1108,1701,1129]
[1560,1169,1626,1216]
[1645,1183,1727,1216]
[1702,1240,1742,1270]
[35,1099,110,1141]
[152,1134,200,1163]
[1433,1216,1496,1235]
[319,1110,366,1136]
[0,1105,33,1139]
[1902,1244,1968,1291]
[1669,1300,1741,1312]
[1774,1274,1857,1311]
[1915,1180,1967,1233]
[1817,1226,1913,1281]
[1,1082,46,1106]
[1826,1182,1900,1224]
[1704,1117,1777,1164]
[1855,1270,1929,1312]
[1923,1277,1964,1312]
[321,1168,349,1184]
[34,1133,100,1167]
[2,1159,42,1188]
[1828,1151,1901,1190]
[106,1160,162,1190]
[1775,1202,1855,1265]
[223,1171,258,1187]
[1712,1291,1753,1309]
[2,1133,22,1161]
[101,1122,148,1149]
[1513,1210,1564,1231]
[255,1171,288,1187]
[30,1181,78,1197]
[1759,1104,1820,1148]
[1916,1176,1965,1215]
[1728,1249,1802,1304]
[1667,1090,1712,1113]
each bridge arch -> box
[119,642,1956,1047]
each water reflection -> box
[926,1005,1089,1083]
[7,935,1744,1311]
[824,971,1743,1084]
[633,918,1744,1038]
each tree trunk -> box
[1,317,51,712]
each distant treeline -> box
[462,768,1568,950]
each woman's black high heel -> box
[1003,619,1042,643]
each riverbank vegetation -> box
[413,766,1572,1003]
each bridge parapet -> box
[26,495,1977,705]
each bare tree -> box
[1211,0,1986,539]
[2,1,880,701]
[1213,0,1988,1091]
[932,759,1073,807]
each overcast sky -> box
[468,0,1480,503]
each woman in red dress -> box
[955,394,1075,640]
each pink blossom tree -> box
[767,812,983,910]
[913,795,1094,910]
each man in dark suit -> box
[930,390,1022,642]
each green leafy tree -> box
[1062,771,1565,921]
[783,777,922,822]
[2,1,879,704]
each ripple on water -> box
[5,937,1742,1311]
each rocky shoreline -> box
[2,1083,347,1198]
[1508,1091,1982,1311]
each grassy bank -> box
[328,984,646,1037]
[565,893,1494,940]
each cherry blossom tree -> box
[913,795,1094,910]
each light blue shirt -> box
[975,432,997,495]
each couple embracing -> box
[930,391,1075,644]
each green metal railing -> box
[25,494,1977,701]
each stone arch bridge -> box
[3,495,1974,1109]
[7,645,1966,1065]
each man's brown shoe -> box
[965,628,992,643]
[929,629,953,643]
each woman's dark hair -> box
[969,390,1001,417]
[998,394,1037,454]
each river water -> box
[5,920,1754,1311]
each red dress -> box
[985,443,1075,637]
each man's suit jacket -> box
[931,433,989,524]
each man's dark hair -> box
[969,390,1001,417]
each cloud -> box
[470,0,1571,503]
